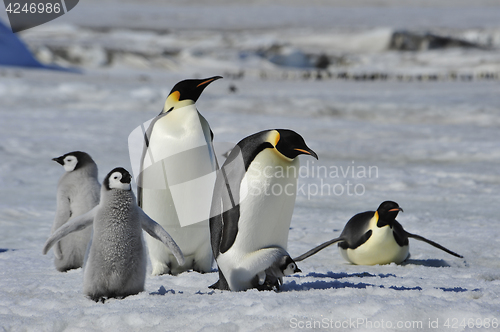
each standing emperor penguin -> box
[138,76,221,275]
[50,151,100,272]
[209,129,317,291]
[294,201,463,265]
[43,168,184,302]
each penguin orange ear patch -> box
[268,130,281,146]
[164,91,180,111]
[168,91,180,102]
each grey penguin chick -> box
[43,167,185,302]
[50,151,100,272]
[252,249,301,291]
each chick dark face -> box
[104,167,132,191]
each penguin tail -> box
[406,232,463,258]
[209,270,230,290]
[293,237,344,262]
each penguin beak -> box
[52,156,64,165]
[295,267,302,273]
[389,208,404,213]
[294,148,319,160]
[196,76,223,88]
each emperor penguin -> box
[50,151,100,272]
[43,167,185,302]
[137,76,221,275]
[209,129,318,291]
[294,201,463,265]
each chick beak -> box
[52,157,64,166]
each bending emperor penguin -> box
[43,168,185,302]
[138,76,221,275]
[49,151,100,272]
[209,129,317,291]
[294,201,463,265]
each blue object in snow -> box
[0,19,78,72]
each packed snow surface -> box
[1,1,500,331]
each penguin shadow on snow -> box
[401,257,451,267]
[280,271,402,292]
[280,270,476,293]
[150,285,216,296]
[150,285,183,296]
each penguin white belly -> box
[340,223,409,265]
[140,105,216,274]
[236,149,298,252]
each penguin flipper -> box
[293,237,344,262]
[406,232,463,258]
[55,241,63,259]
[43,206,97,257]
[52,193,72,233]
[51,191,72,259]
[139,209,185,266]
[209,153,245,255]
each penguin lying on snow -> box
[210,129,317,291]
[138,76,221,276]
[50,151,100,272]
[294,201,463,265]
[43,167,185,302]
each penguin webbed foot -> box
[251,274,282,292]
[88,293,128,303]
[89,295,107,303]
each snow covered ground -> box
[1,1,500,331]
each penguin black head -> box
[52,151,95,172]
[279,255,302,276]
[230,129,318,171]
[376,201,403,227]
[274,129,318,160]
[104,167,132,191]
[162,76,222,113]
